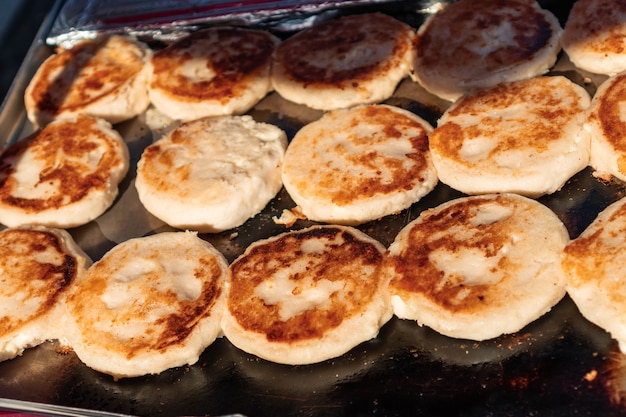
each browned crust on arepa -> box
[387,194,567,319]
[561,0,626,74]
[387,195,516,313]
[273,12,413,88]
[561,196,626,351]
[564,199,626,290]
[589,73,626,170]
[0,228,82,337]
[25,36,147,119]
[430,77,582,167]
[564,0,626,55]
[285,105,431,206]
[0,115,127,214]
[150,27,277,104]
[227,226,385,343]
[66,238,225,359]
[415,0,555,75]
[412,0,560,100]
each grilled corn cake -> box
[24,35,151,128]
[148,27,278,121]
[271,12,414,110]
[63,231,229,378]
[281,104,437,225]
[0,115,129,228]
[0,226,90,362]
[135,115,286,233]
[429,76,590,197]
[222,225,392,365]
[385,193,569,341]
[411,0,561,101]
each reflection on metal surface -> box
[0,397,248,417]
[47,0,444,47]
[0,397,135,417]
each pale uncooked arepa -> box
[136,115,286,233]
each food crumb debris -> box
[229,232,239,240]
[592,171,613,183]
[584,369,598,382]
[272,207,307,227]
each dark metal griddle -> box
[2,1,626,416]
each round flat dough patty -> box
[411,0,561,101]
[587,72,626,183]
[271,12,414,110]
[136,115,286,233]
[0,226,90,362]
[222,225,392,365]
[149,27,278,121]
[564,196,626,353]
[561,0,626,76]
[429,76,590,197]
[24,35,151,127]
[282,104,437,225]
[0,115,129,228]
[64,231,229,378]
[385,193,569,341]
